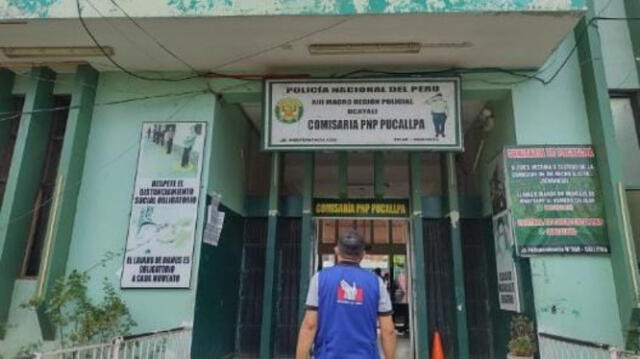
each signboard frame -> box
[263,77,462,151]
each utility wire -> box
[3,15,639,121]
[336,16,623,86]
[0,89,208,121]
[84,0,173,70]
[0,94,199,232]
[209,17,352,70]
[103,0,201,75]
[75,0,201,82]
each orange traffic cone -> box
[431,330,445,359]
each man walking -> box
[296,230,396,359]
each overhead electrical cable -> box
[0,94,199,231]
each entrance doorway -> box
[314,218,415,358]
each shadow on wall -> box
[191,206,245,358]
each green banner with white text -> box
[503,145,608,255]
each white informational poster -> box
[264,78,461,151]
[121,122,206,289]
[492,210,522,312]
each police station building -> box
[0,0,640,358]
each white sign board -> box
[492,210,522,312]
[121,122,206,289]
[264,78,461,151]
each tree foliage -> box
[23,270,136,347]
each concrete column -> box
[259,153,280,358]
[35,65,98,339]
[409,153,429,357]
[298,153,314,320]
[0,67,56,333]
[444,153,469,358]
[578,1,640,347]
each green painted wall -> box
[192,206,245,359]
[512,34,624,346]
[208,103,249,215]
[512,37,591,145]
[191,100,251,358]
[63,73,215,334]
[624,0,640,85]
[595,0,640,89]
[475,92,537,358]
[471,30,626,352]
[0,71,253,356]
[0,280,58,357]
[530,257,622,344]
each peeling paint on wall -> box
[1,0,587,19]
[166,0,216,13]
[6,0,60,17]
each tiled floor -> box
[380,333,412,358]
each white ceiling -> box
[0,12,580,72]
[1,12,572,131]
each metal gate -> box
[235,218,301,358]
[236,218,491,358]
[462,219,494,359]
[424,219,456,358]
[423,218,493,359]
[274,219,301,358]
[235,219,267,357]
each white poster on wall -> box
[121,122,206,289]
[264,78,461,151]
[492,210,522,312]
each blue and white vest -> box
[314,262,381,359]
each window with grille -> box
[21,96,70,278]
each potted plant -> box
[508,315,537,359]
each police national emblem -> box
[274,97,304,124]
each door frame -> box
[310,216,417,358]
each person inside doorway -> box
[393,259,410,334]
[296,230,397,359]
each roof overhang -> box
[0,11,584,73]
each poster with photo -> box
[121,122,206,288]
[492,210,522,312]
